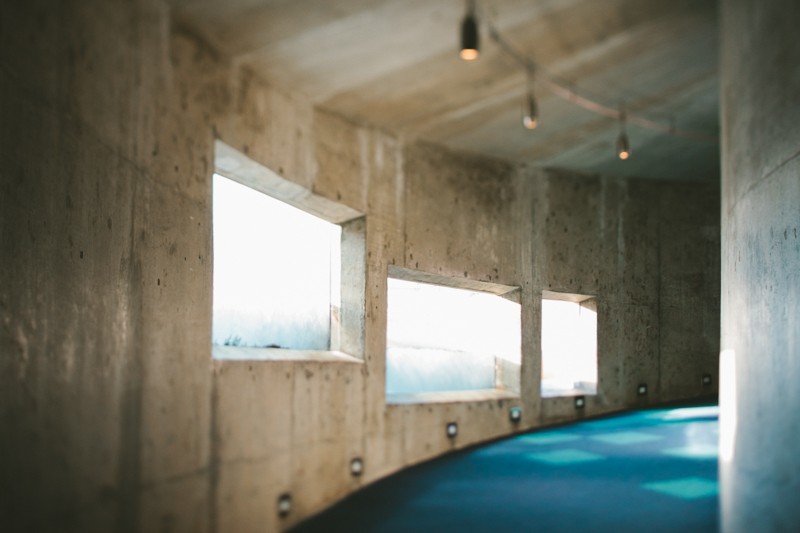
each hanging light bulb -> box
[523,93,538,129]
[616,109,630,160]
[522,69,538,129]
[617,131,630,160]
[459,0,479,61]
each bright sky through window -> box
[212,174,341,350]
[541,298,597,397]
[386,278,521,395]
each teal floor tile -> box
[517,432,580,445]
[590,431,662,445]
[660,406,720,421]
[642,477,718,500]
[526,449,605,465]
[662,444,718,459]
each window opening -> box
[386,272,521,399]
[541,291,598,397]
[213,174,340,350]
[210,141,365,361]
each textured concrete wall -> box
[719,0,800,530]
[1,2,212,532]
[1,1,718,532]
[524,169,719,422]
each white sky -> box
[386,278,521,394]
[212,174,340,349]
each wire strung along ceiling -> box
[458,0,718,160]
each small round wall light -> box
[637,383,648,396]
[277,493,292,517]
[446,422,458,439]
[509,406,522,423]
[350,457,364,477]
[702,374,712,386]
[574,396,586,409]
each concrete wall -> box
[719,0,800,530]
[1,1,718,532]
[524,169,719,421]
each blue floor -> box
[292,405,719,533]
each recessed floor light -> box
[277,493,292,517]
[350,458,364,477]
[446,422,458,438]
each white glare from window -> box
[386,279,521,395]
[212,174,341,351]
[541,298,597,397]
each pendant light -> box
[617,109,630,160]
[522,68,539,129]
[460,0,479,61]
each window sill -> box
[541,386,598,398]
[212,345,362,363]
[386,389,519,405]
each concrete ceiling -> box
[172,0,720,182]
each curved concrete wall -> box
[720,0,800,530]
[1,1,719,531]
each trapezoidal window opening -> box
[212,174,340,350]
[540,290,598,398]
[211,141,365,361]
[385,267,521,403]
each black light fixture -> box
[637,383,648,396]
[574,396,586,409]
[350,457,364,477]
[617,108,631,160]
[459,0,479,61]
[446,422,459,439]
[522,68,539,129]
[277,493,292,517]
[509,406,523,422]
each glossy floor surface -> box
[292,404,719,532]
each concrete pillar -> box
[719,0,800,531]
